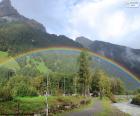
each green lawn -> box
[0,51,8,63]
[0,96,89,114]
[0,51,8,57]
[0,51,20,70]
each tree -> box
[111,78,125,95]
[91,70,111,99]
[98,71,111,99]
[6,75,38,97]
[90,70,101,94]
[14,83,37,97]
[31,76,46,95]
[77,51,91,96]
[0,86,13,101]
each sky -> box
[1,0,140,49]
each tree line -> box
[0,50,125,102]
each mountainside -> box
[76,36,93,48]
[76,37,140,78]
[0,0,82,55]
[0,0,46,32]
[0,0,140,80]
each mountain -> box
[0,0,82,55]
[76,36,93,48]
[76,37,140,78]
[0,0,46,32]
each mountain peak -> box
[0,0,46,32]
[1,0,11,6]
[76,36,93,48]
[0,0,19,17]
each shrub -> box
[14,83,38,97]
[131,94,140,105]
[0,86,13,101]
[108,94,117,103]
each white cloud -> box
[1,0,140,48]
[101,11,126,38]
[67,0,140,47]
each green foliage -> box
[0,86,13,101]
[91,70,111,98]
[131,94,140,105]
[41,53,78,73]
[133,88,140,95]
[0,51,8,57]
[17,66,40,78]
[0,66,15,85]
[78,51,91,96]
[110,78,125,95]
[137,88,140,93]
[91,69,125,100]
[90,70,101,92]
[6,76,38,97]
[14,83,38,97]
[0,96,87,114]
[31,76,46,95]
[0,21,81,55]
[98,71,111,99]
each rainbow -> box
[0,46,140,84]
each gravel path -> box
[66,99,103,116]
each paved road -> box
[66,99,103,116]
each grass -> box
[57,97,94,116]
[115,95,131,102]
[31,58,51,73]
[0,51,8,63]
[94,97,130,116]
[0,51,8,57]
[0,96,89,114]
[0,51,20,70]
[0,96,45,114]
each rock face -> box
[76,36,93,48]
[0,0,83,54]
[0,0,46,32]
[0,0,18,17]
[76,37,140,78]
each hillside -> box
[0,0,46,32]
[0,0,83,55]
[76,38,140,78]
[7,49,137,90]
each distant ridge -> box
[0,0,83,54]
[76,36,140,78]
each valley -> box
[0,0,140,115]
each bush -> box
[14,83,38,97]
[131,94,140,105]
[0,86,13,101]
[109,95,117,103]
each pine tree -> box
[78,51,91,96]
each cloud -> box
[67,0,140,45]
[1,0,140,48]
